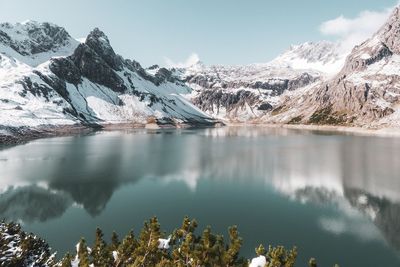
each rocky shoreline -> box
[0,120,224,146]
[2,121,400,148]
[0,125,96,146]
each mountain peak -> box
[284,41,341,63]
[86,28,111,45]
[0,21,78,66]
[84,27,123,70]
[339,6,400,73]
[270,41,345,74]
[377,6,400,54]
[20,19,39,25]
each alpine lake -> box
[1,126,400,266]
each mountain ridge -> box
[0,22,216,131]
[173,40,345,122]
[266,6,400,128]
[1,7,400,139]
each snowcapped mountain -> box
[173,41,344,122]
[3,8,400,132]
[270,41,346,75]
[268,7,400,128]
[0,21,215,131]
[0,20,79,66]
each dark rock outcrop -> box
[49,28,128,93]
[49,57,82,85]
[193,89,264,118]
[85,28,124,71]
[70,43,127,92]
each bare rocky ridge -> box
[268,7,400,127]
[172,52,331,121]
[189,72,318,121]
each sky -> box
[0,0,399,67]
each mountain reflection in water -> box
[0,127,399,265]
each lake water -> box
[1,127,400,266]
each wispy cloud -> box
[164,53,200,68]
[319,5,396,53]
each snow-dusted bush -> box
[0,218,337,267]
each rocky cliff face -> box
[268,7,400,127]
[0,22,215,129]
[168,7,400,128]
[187,72,319,122]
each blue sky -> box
[0,0,398,66]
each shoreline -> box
[1,122,400,146]
[0,125,95,147]
[0,121,221,146]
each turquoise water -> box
[0,127,400,266]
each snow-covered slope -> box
[0,21,79,66]
[182,62,320,121]
[4,12,400,129]
[270,41,346,75]
[0,22,215,129]
[173,41,345,122]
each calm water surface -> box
[1,127,400,266]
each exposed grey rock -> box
[148,64,160,70]
[379,7,400,54]
[0,21,217,130]
[258,103,273,111]
[85,28,124,71]
[192,89,266,120]
[0,21,74,56]
[69,43,127,93]
[154,67,180,85]
[49,57,82,85]
[269,7,400,127]
[172,58,323,121]
[173,42,331,122]
[185,72,317,95]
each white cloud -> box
[319,6,395,53]
[164,53,200,68]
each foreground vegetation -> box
[0,217,339,267]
